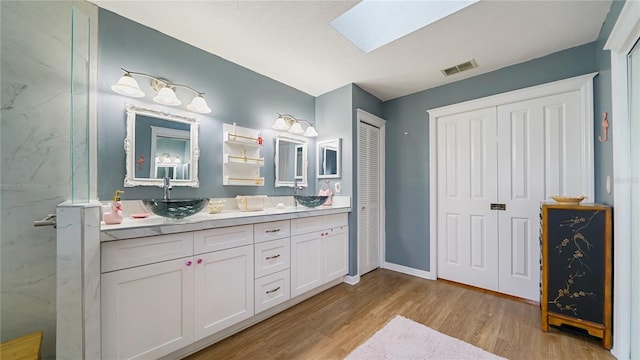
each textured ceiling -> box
[91,0,613,101]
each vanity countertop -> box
[100,201,351,242]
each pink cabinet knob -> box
[186,261,192,266]
[197,258,203,264]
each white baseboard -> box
[383,262,436,280]
[343,274,360,285]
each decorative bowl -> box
[142,198,209,219]
[208,199,226,214]
[294,195,328,208]
[551,196,586,205]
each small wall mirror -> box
[124,104,200,187]
[317,138,341,179]
[275,134,307,187]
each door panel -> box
[358,121,381,275]
[470,215,486,269]
[497,92,581,301]
[497,98,543,301]
[437,107,499,291]
[542,92,584,198]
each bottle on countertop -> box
[103,190,124,225]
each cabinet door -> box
[291,232,323,297]
[194,245,254,340]
[324,226,348,282]
[101,258,194,360]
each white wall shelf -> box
[223,123,264,186]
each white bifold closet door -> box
[358,121,381,275]
[437,90,582,301]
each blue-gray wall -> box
[314,84,383,275]
[382,39,614,272]
[98,9,316,200]
[98,3,624,276]
[594,0,626,206]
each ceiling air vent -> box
[441,59,478,77]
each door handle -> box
[490,203,506,211]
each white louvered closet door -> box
[358,120,381,275]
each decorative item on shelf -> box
[598,112,609,142]
[272,113,318,137]
[111,68,212,114]
[551,196,587,205]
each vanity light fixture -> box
[111,68,212,114]
[272,114,318,137]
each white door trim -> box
[356,109,386,277]
[604,1,640,358]
[427,73,596,282]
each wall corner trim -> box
[343,275,360,285]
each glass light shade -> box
[111,74,145,98]
[289,122,304,134]
[153,87,181,106]
[187,95,212,114]
[272,116,290,131]
[303,125,318,137]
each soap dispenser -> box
[103,190,124,225]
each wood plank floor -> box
[185,269,614,359]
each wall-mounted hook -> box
[598,112,609,142]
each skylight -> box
[330,0,479,53]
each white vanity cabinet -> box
[97,210,350,359]
[290,214,348,297]
[100,226,254,360]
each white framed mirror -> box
[275,134,307,187]
[124,104,200,187]
[317,138,341,179]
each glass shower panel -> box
[71,5,91,203]
[628,37,640,360]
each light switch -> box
[606,175,611,194]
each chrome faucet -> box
[293,181,304,206]
[163,177,172,200]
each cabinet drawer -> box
[101,233,194,273]
[254,269,290,314]
[254,220,290,243]
[193,225,253,254]
[254,238,290,278]
[291,213,348,236]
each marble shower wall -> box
[1,1,98,358]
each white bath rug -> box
[345,315,506,360]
